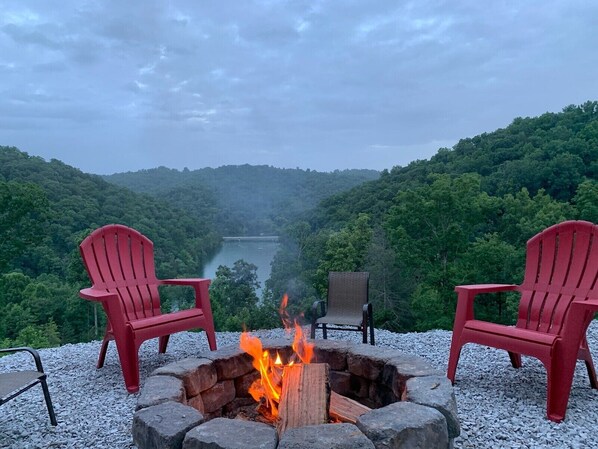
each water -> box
[201,239,280,296]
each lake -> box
[201,238,280,296]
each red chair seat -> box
[128,309,205,331]
[463,320,558,347]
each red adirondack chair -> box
[447,220,598,422]
[79,224,217,393]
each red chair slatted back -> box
[517,220,598,335]
[79,224,162,321]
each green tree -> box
[384,174,495,330]
[314,213,373,294]
[573,180,598,223]
[0,181,50,273]
[263,102,597,333]
[363,227,410,331]
[0,273,35,340]
[498,188,572,246]
[0,146,224,346]
[456,234,523,325]
[209,260,261,331]
[8,320,61,348]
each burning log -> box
[241,294,371,432]
[277,363,330,435]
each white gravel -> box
[1,323,598,449]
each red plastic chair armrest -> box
[161,278,211,287]
[567,299,598,325]
[160,278,212,310]
[559,299,598,348]
[571,298,598,312]
[79,287,119,302]
[453,284,519,324]
[454,284,519,294]
[79,287,128,330]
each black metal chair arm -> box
[311,299,326,322]
[0,347,45,373]
[0,346,57,425]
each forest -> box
[0,150,377,346]
[265,101,598,332]
[1,101,597,347]
[105,164,379,235]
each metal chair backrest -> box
[327,271,369,317]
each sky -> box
[1,1,597,175]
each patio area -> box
[1,324,597,448]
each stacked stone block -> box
[133,339,460,449]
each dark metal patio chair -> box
[0,347,57,425]
[310,271,375,345]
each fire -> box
[239,294,314,419]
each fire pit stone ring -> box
[133,339,459,449]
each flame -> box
[239,294,314,420]
[291,321,313,364]
[279,293,291,331]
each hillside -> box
[0,146,221,346]
[266,101,598,332]
[104,165,380,235]
[2,101,597,347]
[310,101,598,229]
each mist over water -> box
[201,240,280,296]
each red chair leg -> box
[122,357,141,394]
[508,351,522,369]
[206,329,217,351]
[447,303,469,384]
[545,357,577,423]
[447,342,463,383]
[114,336,140,393]
[159,335,170,353]
[584,359,598,390]
[578,338,598,389]
[97,336,110,369]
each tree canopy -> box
[1,100,597,346]
[265,101,598,332]
[105,164,380,235]
[0,146,221,347]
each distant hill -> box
[104,165,380,235]
[309,101,598,230]
[0,146,224,346]
[266,101,598,333]
[0,146,220,280]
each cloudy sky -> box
[1,1,597,175]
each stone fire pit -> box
[132,339,459,449]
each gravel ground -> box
[1,323,598,449]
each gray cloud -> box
[0,0,597,174]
